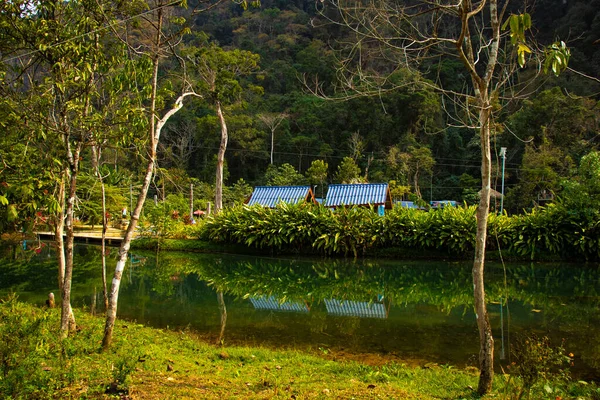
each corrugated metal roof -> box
[247,186,311,208]
[250,296,309,313]
[325,299,387,319]
[324,183,389,207]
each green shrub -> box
[0,295,56,398]
[506,334,573,399]
[200,202,600,260]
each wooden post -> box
[47,292,55,308]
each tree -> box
[101,0,202,349]
[265,163,306,186]
[559,151,600,213]
[335,157,362,184]
[318,1,570,393]
[306,159,329,198]
[0,0,142,336]
[189,41,261,213]
[406,146,435,200]
[258,113,288,165]
[506,139,572,211]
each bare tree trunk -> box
[92,145,109,311]
[474,105,494,395]
[270,127,275,165]
[55,170,67,293]
[413,170,421,199]
[216,291,227,345]
[101,179,108,311]
[215,100,228,213]
[61,141,82,337]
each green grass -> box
[2,298,598,399]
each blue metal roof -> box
[250,296,309,313]
[324,183,389,207]
[247,186,312,208]
[325,299,387,319]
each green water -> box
[2,243,600,379]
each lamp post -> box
[499,147,508,360]
[499,147,507,214]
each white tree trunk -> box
[60,140,82,337]
[101,84,200,348]
[216,291,227,345]
[215,100,228,213]
[92,145,109,311]
[55,170,66,293]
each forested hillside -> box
[165,0,600,212]
[1,0,599,231]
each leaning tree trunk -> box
[473,101,495,395]
[101,54,200,349]
[214,100,228,213]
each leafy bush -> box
[0,295,57,398]
[200,202,600,260]
[506,334,573,399]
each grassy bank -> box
[2,298,598,399]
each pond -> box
[1,242,600,380]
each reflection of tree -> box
[3,249,600,373]
[216,291,226,345]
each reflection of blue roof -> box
[325,299,387,319]
[325,183,390,208]
[250,296,309,313]
[248,186,313,208]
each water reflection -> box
[1,244,599,379]
[250,296,309,313]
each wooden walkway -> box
[35,227,133,246]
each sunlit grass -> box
[1,298,598,399]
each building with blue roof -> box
[324,183,392,215]
[247,185,316,208]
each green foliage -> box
[140,194,191,239]
[313,206,384,257]
[502,13,532,67]
[507,335,573,399]
[335,157,362,184]
[264,163,306,186]
[305,160,328,186]
[201,202,600,260]
[544,41,571,76]
[0,295,55,398]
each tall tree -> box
[0,0,136,336]
[258,112,288,165]
[102,0,201,349]
[188,42,260,212]
[318,1,570,393]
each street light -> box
[499,147,507,214]
[498,147,508,360]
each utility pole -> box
[190,183,194,222]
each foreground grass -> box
[1,298,597,399]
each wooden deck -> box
[35,227,133,246]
